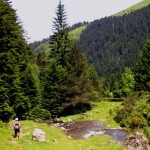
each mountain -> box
[78,4,150,76]
[29,0,150,77]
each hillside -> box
[115,0,150,16]
[69,25,87,41]
[78,4,150,76]
[30,0,150,77]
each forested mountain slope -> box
[78,4,150,76]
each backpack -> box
[14,123,19,129]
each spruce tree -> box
[60,42,92,114]
[42,59,67,117]
[134,39,150,91]
[49,0,70,67]
[0,0,41,121]
[42,0,95,116]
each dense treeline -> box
[78,5,150,77]
[0,0,101,122]
[70,21,89,30]
[0,0,42,121]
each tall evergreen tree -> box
[41,1,95,117]
[134,39,150,91]
[42,59,67,117]
[63,43,92,104]
[0,0,41,121]
[49,0,70,67]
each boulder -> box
[122,131,150,150]
[32,128,46,142]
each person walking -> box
[13,118,20,138]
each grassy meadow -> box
[70,25,87,40]
[115,0,150,16]
[0,102,126,150]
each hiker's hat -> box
[15,118,18,121]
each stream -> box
[63,121,127,141]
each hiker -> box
[13,118,20,138]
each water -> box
[64,121,105,139]
[63,121,127,141]
[104,129,127,141]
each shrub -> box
[29,106,51,120]
[114,92,150,130]
[59,102,92,116]
[144,127,150,140]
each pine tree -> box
[0,0,41,121]
[60,42,92,112]
[42,59,67,117]
[134,39,150,91]
[49,0,70,67]
[42,0,95,117]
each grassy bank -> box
[61,101,122,128]
[0,102,125,150]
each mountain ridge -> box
[30,0,150,51]
[115,0,150,16]
[78,4,150,76]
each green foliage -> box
[28,106,51,120]
[69,25,87,40]
[113,67,135,98]
[62,42,92,105]
[0,102,14,122]
[13,95,31,119]
[42,1,99,117]
[89,90,101,102]
[61,101,121,128]
[34,42,51,54]
[20,63,41,108]
[49,0,71,67]
[36,51,47,69]
[134,39,150,91]
[60,102,92,116]
[104,90,114,98]
[78,5,150,78]
[0,0,42,121]
[0,0,26,121]
[88,65,103,96]
[42,59,67,117]
[144,127,150,140]
[0,120,5,127]
[0,0,102,122]
[115,92,150,138]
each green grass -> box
[70,25,87,40]
[61,101,122,128]
[0,102,125,150]
[115,0,150,16]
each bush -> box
[114,92,150,130]
[29,106,51,120]
[144,127,150,140]
[59,102,92,116]
[0,120,5,128]
[89,91,101,102]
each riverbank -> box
[0,101,125,150]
